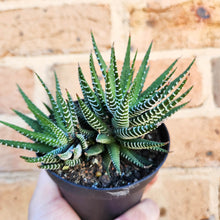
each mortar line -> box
[1,48,220,66]
[0,0,111,11]
[0,170,39,183]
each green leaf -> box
[129,77,191,127]
[66,90,79,127]
[105,71,117,114]
[109,45,122,104]
[0,121,62,147]
[17,85,47,119]
[35,73,66,131]
[154,101,190,126]
[96,134,114,144]
[64,159,81,168]
[91,32,107,78]
[89,53,106,107]
[34,113,68,145]
[54,72,65,125]
[129,42,152,106]
[85,144,105,156]
[0,140,53,153]
[129,84,169,117]
[115,123,157,140]
[76,134,88,150]
[78,65,105,118]
[123,50,138,94]
[13,110,42,133]
[39,163,64,170]
[54,71,62,95]
[120,36,131,92]
[58,145,74,160]
[77,127,97,139]
[43,103,54,116]
[131,50,138,72]
[139,59,178,103]
[21,154,60,164]
[120,147,151,168]
[72,144,82,159]
[145,146,168,153]
[107,143,121,173]
[56,92,74,134]
[118,138,168,150]
[112,91,130,128]
[68,97,90,129]
[77,96,109,134]
[102,151,111,175]
[78,65,92,108]
[108,45,116,97]
[21,145,69,163]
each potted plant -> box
[0,33,194,220]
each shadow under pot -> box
[47,123,170,220]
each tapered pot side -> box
[47,123,170,220]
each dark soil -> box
[54,128,169,189]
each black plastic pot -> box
[47,123,170,220]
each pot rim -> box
[48,123,170,192]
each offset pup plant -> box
[0,33,194,220]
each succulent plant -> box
[0,33,194,174]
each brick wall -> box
[0,0,219,219]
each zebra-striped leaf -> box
[78,66,105,118]
[13,110,42,133]
[139,59,178,103]
[91,32,107,78]
[123,50,138,94]
[0,140,53,153]
[34,113,68,145]
[120,147,150,168]
[89,53,106,107]
[118,138,167,150]
[39,163,64,170]
[120,36,131,92]
[77,96,109,134]
[35,73,66,131]
[66,90,79,127]
[0,121,62,147]
[109,45,122,104]
[76,134,88,150]
[112,92,130,128]
[56,92,74,134]
[17,85,47,119]
[105,71,117,114]
[115,123,157,140]
[21,154,60,164]
[65,158,81,168]
[129,42,152,106]
[130,77,191,126]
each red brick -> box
[143,171,212,220]
[0,66,34,114]
[164,117,220,167]
[0,5,111,56]
[129,1,220,51]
